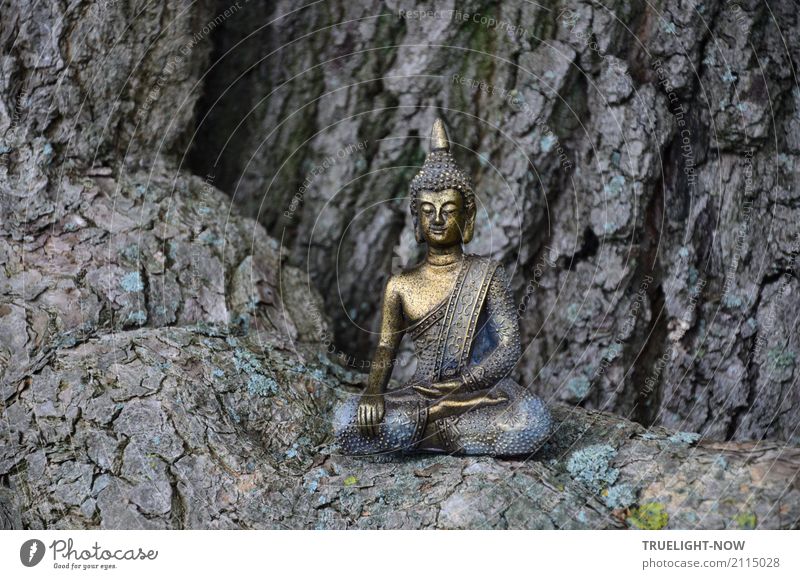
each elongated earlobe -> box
[413,216,425,243]
[462,208,476,244]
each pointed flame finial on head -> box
[430,117,450,151]
[410,116,472,199]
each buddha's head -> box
[409,118,476,247]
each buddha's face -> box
[417,188,467,247]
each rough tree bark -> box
[1,0,798,529]
[190,0,800,442]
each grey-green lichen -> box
[722,293,744,309]
[668,431,701,445]
[125,310,147,325]
[247,373,278,397]
[120,271,144,292]
[767,348,795,369]
[567,444,619,493]
[567,375,591,399]
[604,483,638,509]
[228,337,279,397]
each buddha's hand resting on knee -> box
[357,390,385,438]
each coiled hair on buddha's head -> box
[409,118,476,244]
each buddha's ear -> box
[462,203,476,244]
[413,215,425,244]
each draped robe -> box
[333,255,552,456]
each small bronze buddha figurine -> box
[333,118,553,456]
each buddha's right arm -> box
[364,278,404,394]
[365,346,396,393]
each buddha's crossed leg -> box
[333,379,552,457]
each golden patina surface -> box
[335,118,552,456]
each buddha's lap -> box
[332,378,552,455]
[336,377,546,425]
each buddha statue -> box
[333,118,553,457]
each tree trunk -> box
[190,0,800,442]
[1,0,798,529]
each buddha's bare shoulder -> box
[384,263,426,296]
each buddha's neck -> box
[426,244,464,267]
